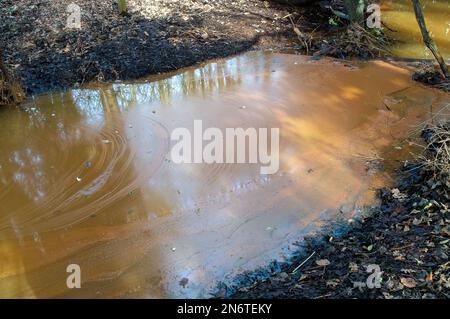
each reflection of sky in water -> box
[1,52,273,212]
[11,148,47,202]
[71,90,104,126]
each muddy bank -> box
[0,0,328,95]
[2,0,450,97]
[412,64,450,93]
[225,123,450,299]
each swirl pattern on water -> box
[0,96,169,236]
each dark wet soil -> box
[412,64,450,93]
[0,0,330,95]
[219,126,450,299]
[2,0,447,96]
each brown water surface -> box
[1,52,449,298]
[382,0,450,59]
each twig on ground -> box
[292,251,316,274]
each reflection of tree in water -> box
[0,86,135,233]
[0,85,172,298]
[102,52,272,107]
[0,52,276,297]
[0,93,84,227]
[71,89,105,126]
[0,53,274,222]
[0,93,89,297]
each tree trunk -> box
[118,0,127,16]
[344,0,365,24]
[411,0,450,79]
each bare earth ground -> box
[0,0,328,94]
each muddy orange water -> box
[1,52,449,298]
[382,0,450,59]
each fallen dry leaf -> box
[316,259,330,267]
[391,188,407,201]
[400,277,417,288]
[326,279,340,288]
[349,262,358,272]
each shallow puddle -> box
[0,52,449,298]
[382,0,450,59]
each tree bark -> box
[118,0,127,16]
[411,0,450,79]
[344,0,365,24]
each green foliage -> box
[328,17,338,26]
